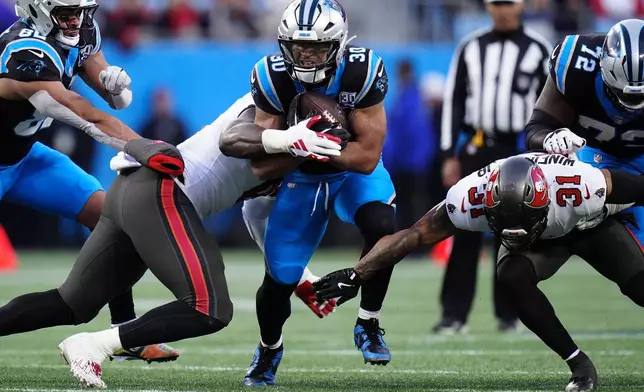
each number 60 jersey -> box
[550,34,644,158]
[0,19,101,165]
[446,153,611,239]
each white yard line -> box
[0,348,635,357]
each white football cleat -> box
[59,333,111,389]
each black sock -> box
[359,265,394,312]
[108,289,137,325]
[119,300,224,348]
[0,289,75,336]
[497,256,578,359]
[354,202,396,313]
[256,272,297,346]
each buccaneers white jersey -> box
[446,152,609,239]
[111,93,263,218]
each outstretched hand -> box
[312,268,363,306]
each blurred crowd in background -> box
[0,0,637,249]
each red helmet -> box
[484,156,550,249]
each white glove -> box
[262,115,342,161]
[99,66,131,95]
[543,128,586,156]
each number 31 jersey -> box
[445,153,608,239]
[550,34,644,158]
[0,19,101,165]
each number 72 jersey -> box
[445,153,610,239]
[549,33,644,158]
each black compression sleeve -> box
[606,170,644,205]
[524,109,566,150]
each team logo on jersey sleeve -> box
[16,59,45,75]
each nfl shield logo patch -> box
[594,154,602,164]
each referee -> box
[434,0,552,333]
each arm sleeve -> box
[1,49,61,82]
[354,57,387,109]
[441,39,469,158]
[250,58,284,116]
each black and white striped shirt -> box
[441,26,552,156]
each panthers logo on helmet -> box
[324,0,346,21]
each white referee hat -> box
[485,0,523,3]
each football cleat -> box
[295,279,337,318]
[354,318,391,365]
[58,333,110,389]
[431,317,468,335]
[110,343,180,364]
[566,351,597,392]
[243,343,283,387]
[565,376,596,392]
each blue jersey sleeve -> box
[250,56,286,115]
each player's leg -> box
[491,237,519,332]
[245,174,338,386]
[60,169,233,387]
[3,142,174,361]
[242,196,336,319]
[572,216,644,309]
[335,159,396,365]
[0,214,144,338]
[496,240,596,391]
[433,230,482,334]
[116,171,234,345]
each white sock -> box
[358,308,380,321]
[111,317,137,329]
[298,267,317,286]
[261,336,283,350]
[93,328,124,354]
[565,348,580,361]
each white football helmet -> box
[277,0,354,86]
[600,19,644,111]
[15,0,98,48]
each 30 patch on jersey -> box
[339,92,356,109]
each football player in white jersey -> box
[314,152,644,392]
[0,93,343,388]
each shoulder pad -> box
[549,34,603,95]
[0,38,64,80]
[251,54,290,114]
[340,47,386,107]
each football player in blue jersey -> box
[238,0,396,386]
[0,0,178,362]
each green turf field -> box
[1,249,644,391]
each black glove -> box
[312,268,363,306]
[124,138,184,176]
[321,126,351,150]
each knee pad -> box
[496,255,538,289]
[267,260,306,286]
[621,271,644,307]
[354,202,397,243]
